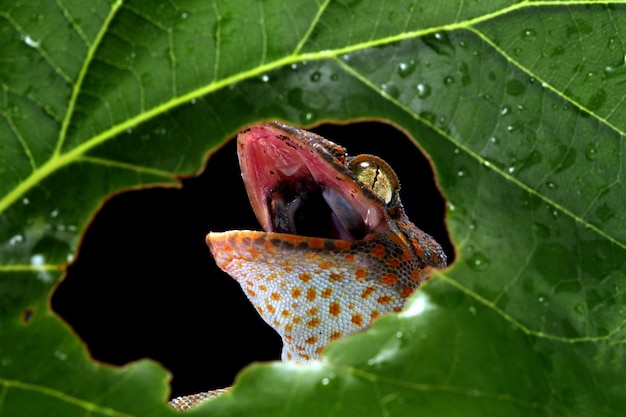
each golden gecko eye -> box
[349,154,399,204]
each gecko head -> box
[234,122,402,242]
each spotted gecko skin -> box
[206,122,447,364]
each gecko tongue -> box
[236,123,388,241]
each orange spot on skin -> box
[371,310,380,321]
[334,240,352,251]
[284,235,306,246]
[361,286,375,299]
[299,272,312,282]
[270,292,281,301]
[285,324,293,332]
[381,274,398,285]
[292,288,302,298]
[319,260,334,269]
[266,273,278,281]
[309,238,325,249]
[321,287,333,298]
[355,269,367,281]
[263,240,277,254]
[370,245,386,259]
[402,287,415,298]
[282,310,291,317]
[307,306,318,316]
[401,251,412,261]
[348,303,355,310]
[246,289,257,297]
[266,303,276,313]
[305,336,318,344]
[257,306,264,315]
[330,331,342,341]
[258,285,267,291]
[411,269,423,283]
[299,353,311,361]
[351,313,364,326]
[389,232,407,246]
[316,346,324,355]
[293,316,302,324]
[386,258,400,268]
[306,288,317,301]
[393,306,402,312]
[329,272,343,282]
[329,301,341,317]
[344,254,355,263]
[307,317,321,328]
[377,295,393,304]
[245,280,254,287]
[245,247,263,261]
[412,240,425,258]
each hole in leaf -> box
[51,121,452,399]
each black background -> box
[51,121,454,399]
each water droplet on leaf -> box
[467,253,490,271]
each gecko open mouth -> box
[237,122,391,241]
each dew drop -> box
[584,144,597,160]
[443,76,455,85]
[22,35,40,48]
[467,253,490,271]
[522,29,537,39]
[381,83,400,99]
[457,168,467,177]
[537,295,545,303]
[490,136,499,145]
[310,71,321,82]
[607,37,616,50]
[500,105,511,115]
[23,198,30,205]
[397,60,416,77]
[468,306,477,315]
[546,181,557,189]
[9,235,23,245]
[302,111,315,122]
[260,74,270,82]
[416,83,431,98]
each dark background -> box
[51,121,453,399]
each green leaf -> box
[1,1,625,416]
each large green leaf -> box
[1,0,625,416]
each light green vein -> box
[467,25,626,139]
[332,361,548,411]
[0,378,136,417]
[292,0,332,55]
[77,155,175,179]
[53,0,123,156]
[0,264,60,272]
[437,272,626,343]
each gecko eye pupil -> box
[349,154,399,204]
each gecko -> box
[169,122,447,410]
